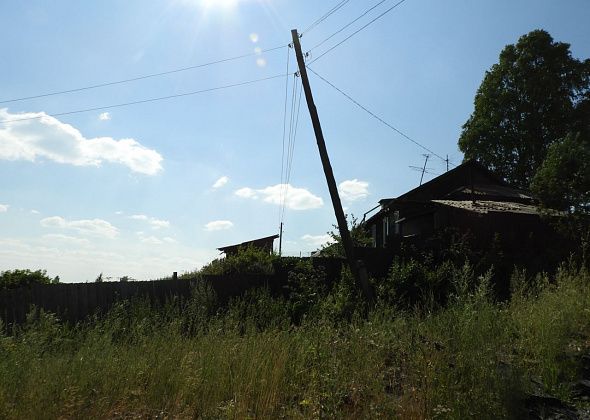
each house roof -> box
[218,234,279,254]
[364,160,536,225]
[431,200,540,215]
[396,160,521,202]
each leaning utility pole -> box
[291,29,372,302]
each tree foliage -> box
[0,269,60,290]
[459,29,590,189]
[195,246,277,276]
[318,215,372,257]
[531,132,590,215]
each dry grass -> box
[0,265,589,419]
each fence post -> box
[172,272,178,281]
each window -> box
[394,211,400,235]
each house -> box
[218,234,279,256]
[363,160,561,252]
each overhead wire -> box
[0,45,287,105]
[280,72,299,225]
[281,75,303,226]
[286,78,303,190]
[307,0,390,52]
[302,0,351,36]
[307,66,454,166]
[308,0,408,64]
[279,46,292,227]
[0,73,289,125]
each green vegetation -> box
[185,245,277,277]
[459,29,590,192]
[1,261,590,418]
[0,269,60,290]
[317,215,373,257]
[531,131,590,216]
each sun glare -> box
[200,0,239,10]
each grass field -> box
[0,264,589,419]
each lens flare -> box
[201,0,239,10]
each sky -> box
[1,0,589,282]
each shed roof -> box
[217,234,279,254]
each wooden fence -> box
[0,274,288,327]
[0,252,393,327]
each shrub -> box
[187,246,277,277]
[0,269,60,290]
[285,260,327,322]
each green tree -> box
[531,132,590,215]
[318,215,372,257]
[0,269,60,290]
[459,29,590,189]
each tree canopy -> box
[0,269,60,290]
[459,29,590,191]
[531,132,590,215]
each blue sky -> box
[1,0,589,282]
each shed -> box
[217,234,279,256]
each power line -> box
[279,47,292,226]
[308,0,389,52]
[280,73,300,224]
[0,45,287,105]
[286,78,303,188]
[309,0,408,64]
[307,67,453,165]
[0,73,289,125]
[302,0,351,35]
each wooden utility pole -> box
[278,222,283,256]
[291,29,372,303]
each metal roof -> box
[218,234,279,253]
[431,200,541,215]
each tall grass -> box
[0,265,589,418]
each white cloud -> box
[98,112,111,121]
[136,231,176,245]
[0,204,8,213]
[301,234,335,248]
[130,214,170,229]
[40,216,119,238]
[212,176,229,189]
[150,219,170,229]
[140,236,163,245]
[339,179,369,202]
[0,109,163,175]
[31,209,40,214]
[42,233,90,246]
[234,184,323,210]
[235,187,257,198]
[204,220,234,231]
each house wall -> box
[400,213,435,237]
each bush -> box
[285,260,327,323]
[0,269,59,290]
[185,246,277,277]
